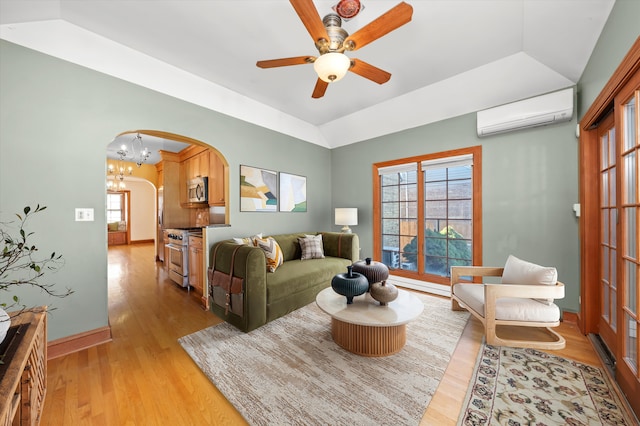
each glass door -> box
[599,114,618,354]
[616,76,639,401]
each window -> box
[107,192,126,223]
[374,147,482,285]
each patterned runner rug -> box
[179,294,469,426]
[458,344,636,425]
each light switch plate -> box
[75,208,94,221]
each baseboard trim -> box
[131,239,154,244]
[562,311,578,324]
[47,325,112,360]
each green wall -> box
[331,0,640,315]
[331,111,581,312]
[577,0,640,118]
[0,40,333,340]
[1,0,638,340]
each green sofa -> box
[208,232,359,332]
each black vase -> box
[331,265,369,304]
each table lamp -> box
[335,208,358,233]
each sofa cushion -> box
[254,236,284,272]
[453,283,560,322]
[266,257,351,302]
[298,234,325,260]
[502,255,558,305]
[271,233,307,261]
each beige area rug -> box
[458,344,636,425]
[179,294,469,426]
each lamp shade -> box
[335,208,358,226]
[313,52,351,83]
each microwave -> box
[187,177,208,203]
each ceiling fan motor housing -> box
[317,13,349,53]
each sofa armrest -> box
[210,241,268,331]
[321,232,359,262]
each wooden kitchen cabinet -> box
[188,236,204,298]
[183,150,209,181]
[209,153,225,206]
[0,308,47,426]
[157,152,190,228]
[163,230,170,272]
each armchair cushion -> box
[501,255,557,305]
[453,283,560,322]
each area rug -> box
[458,344,635,425]
[179,294,469,426]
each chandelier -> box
[116,133,151,167]
[106,133,152,191]
[106,179,126,191]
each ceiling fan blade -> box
[344,2,413,51]
[290,0,330,44]
[257,56,315,68]
[312,79,329,98]
[349,59,392,84]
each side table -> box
[0,308,47,426]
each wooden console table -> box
[0,308,47,426]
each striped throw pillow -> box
[254,236,284,272]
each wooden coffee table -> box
[315,287,424,357]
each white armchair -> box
[451,256,566,350]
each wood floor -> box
[42,243,611,425]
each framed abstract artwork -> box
[240,165,278,212]
[279,172,307,212]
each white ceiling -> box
[0,0,615,150]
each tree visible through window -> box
[374,147,481,285]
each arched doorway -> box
[107,130,230,252]
[106,130,231,309]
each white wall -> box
[125,179,156,242]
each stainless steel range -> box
[165,228,202,288]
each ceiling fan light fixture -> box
[313,52,351,83]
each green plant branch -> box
[1,205,73,319]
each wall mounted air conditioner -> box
[477,88,573,137]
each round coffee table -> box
[316,287,424,357]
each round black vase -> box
[331,265,369,304]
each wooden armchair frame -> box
[451,266,566,350]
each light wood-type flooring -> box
[41,243,616,425]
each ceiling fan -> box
[256,0,413,99]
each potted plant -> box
[1,205,73,343]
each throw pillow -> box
[233,233,263,245]
[501,255,558,305]
[298,234,325,260]
[254,236,284,272]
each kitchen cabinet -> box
[163,230,170,271]
[183,149,209,182]
[209,153,225,206]
[188,235,204,299]
[156,152,190,229]
[0,308,47,426]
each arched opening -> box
[106,130,231,308]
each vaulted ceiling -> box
[0,0,615,150]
